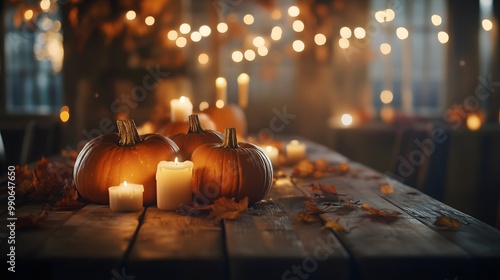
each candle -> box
[170,96,193,122]
[237,73,250,109]
[466,113,481,131]
[286,140,306,163]
[108,181,144,212]
[156,158,194,211]
[263,145,279,167]
[215,77,227,103]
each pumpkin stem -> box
[223,128,239,148]
[117,119,142,146]
[188,114,205,133]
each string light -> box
[354,27,366,39]
[380,43,391,54]
[314,34,326,45]
[341,114,353,126]
[288,6,300,17]
[292,40,305,52]
[126,10,136,20]
[253,36,265,48]
[339,38,349,49]
[232,51,243,62]
[191,31,202,42]
[176,37,187,48]
[340,27,352,38]
[482,19,493,31]
[145,16,155,26]
[217,22,228,33]
[431,15,442,26]
[199,101,209,111]
[380,90,394,104]
[438,31,449,44]
[40,0,50,12]
[244,49,256,61]
[257,46,268,56]
[271,26,282,41]
[198,53,209,64]
[179,23,191,34]
[292,20,304,32]
[24,9,34,20]
[167,30,178,40]
[243,14,254,25]
[396,27,409,40]
[199,25,211,36]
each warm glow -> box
[396,27,409,40]
[217,22,228,33]
[466,114,482,131]
[126,10,136,20]
[215,77,226,87]
[253,36,266,47]
[380,106,395,123]
[354,27,366,39]
[216,100,225,108]
[145,16,155,26]
[340,27,352,38]
[59,111,70,123]
[123,181,128,187]
[179,96,188,103]
[24,9,34,20]
[438,31,449,44]
[380,43,391,54]
[175,37,187,48]
[375,9,395,23]
[288,6,300,17]
[293,20,304,32]
[198,53,209,64]
[339,38,350,49]
[40,0,50,12]
[292,40,305,52]
[271,26,282,41]
[244,49,256,61]
[238,73,250,83]
[179,23,191,34]
[482,19,493,31]
[167,30,178,40]
[199,101,209,111]
[60,105,69,112]
[257,46,268,56]
[191,31,202,42]
[380,90,394,104]
[232,51,244,62]
[243,14,254,25]
[199,25,211,36]
[290,140,299,145]
[314,33,327,45]
[271,9,282,20]
[341,114,353,126]
[174,157,179,164]
[431,15,442,26]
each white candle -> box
[237,73,250,109]
[263,146,279,167]
[108,181,144,212]
[286,140,306,163]
[215,77,227,103]
[170,96,193,122]
[156,158,194,211]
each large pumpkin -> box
[170,114,224,160]
[74,119,179,205]
[203,104,247,137]
[158,112,216,137]
[191,128,273,205]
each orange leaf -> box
[322,217,348,232]
[209,197,249,221]
[433,214,462,229]
[360,203,400,221]
[310,183,338,194]
[338,162,350,173]
[380,183,394,194]
[297,211,318,223]
[305,200,324,214]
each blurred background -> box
[0,0,499,227]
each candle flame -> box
[179,96,186,103]
[216,99,225,108]
[123,181,128,187]
[290,140,299,145]
[266,146,273,151]
[174,157,178,164]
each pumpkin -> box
[191,127,273,205]
[74,119,179,205]
[170,114,224,160]
[158,112,216,136]
[203,104,247,137]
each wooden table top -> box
[2,139,500,280]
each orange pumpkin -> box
[191,128,273,205]
[74,119,179,205]
[159,112,216,136]
[170,114,224,160]
[203,104,247,137]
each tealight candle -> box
[263,146,279,167]
[286,140,306,163]
[170,96,193,122]
[237,73,250,109]
[108,181,144,212]
[156,158,194,211]
[215,77,227,103]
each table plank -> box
[128,207,225,280]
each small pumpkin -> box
[170,114,224,160]
[191,128,273,205]
[74,119,179,205]
[203,104,247,137]
[159,112,216,137]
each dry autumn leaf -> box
[380,183,394,194]
[209,197,249,221]
[322,217,348,232]
[433,214,462,229]
[360,203,400,222]
[297,211,318,223]
[305,200,324,214]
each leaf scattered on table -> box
[297,211,319,223]
[360,203,400,222]
[209,197,249,221]
[380,183,394,194]
[433,214,462,229]
[310,183,338,194]
[16,211,48,230]
[291,158,347,178]
[322,217,348,232]
[305,200,325,214]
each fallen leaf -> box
[322,217,348,232]
[310,183,338,194]
[297,211,318,223]
[360,203,400,222]
[380,183,394,194]
[209,197,249,221]
[433,214,462,229]
[292,159,315,177]
[16,211,48,230]
[338,162,350,173]
[305,200,324,214]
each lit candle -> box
[237,73,250,109]
[156,158,194,211]
[170,96,193,122]
[215,77,227,103]
[466,113,481,131]
[108,181,144,212]
[263,146,279,166]
[286,140,306,163]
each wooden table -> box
[2,139,500,280]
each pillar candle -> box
[237,73,250,109]
[215,77,227,103]
[108,181,144,212]
[156,158,194,210]
[286,140,306,163]
[170,96,193,122]
[263,145,279,167]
